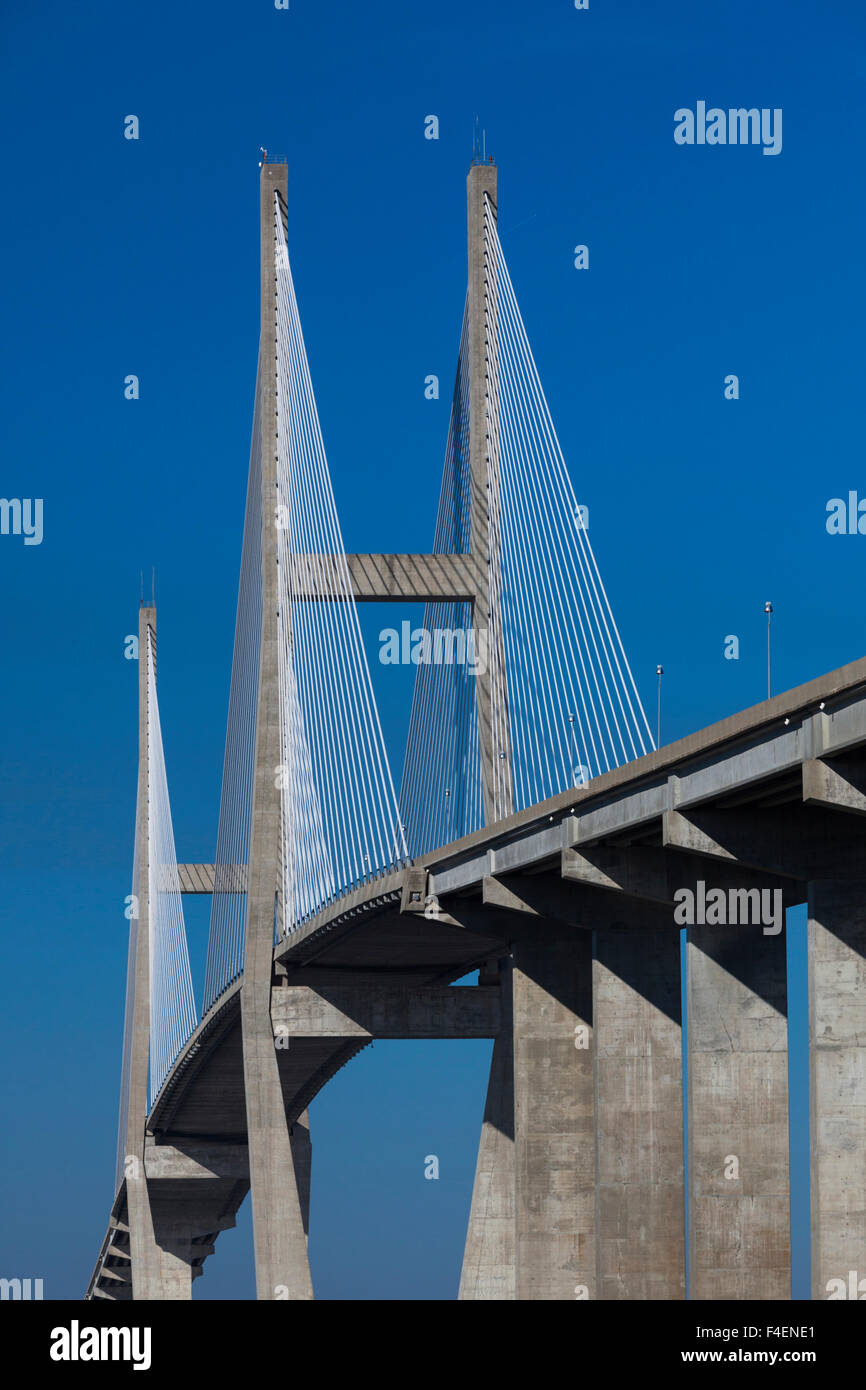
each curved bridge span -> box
[89,654,866,1300]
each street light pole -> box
[656,665,664,748]
[764,602,773,700]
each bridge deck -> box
[155,651,866,1143]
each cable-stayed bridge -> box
[87,158,866,1301]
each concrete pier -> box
[512,925,595,1300]
[129,1142,249,1300]
[128,1197,195,1301]
[687,923,790,1299]
[459,961,516,1300]
[808,879,866,1300]
[594,926,685,1299]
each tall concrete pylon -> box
[467,161,513,823]
[240,160,314,1301]
[238,158,522,1298]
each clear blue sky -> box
[1,0,863,1299]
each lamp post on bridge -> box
[764,601,773,700]
[656,664,664,748]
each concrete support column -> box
[687,924,790,1299]
[242,988,313,1299]
[512,925,595,1299]
[808,879,866,1300]
[459,961,515,1300]
[594,926,685,1299]
[129,1196,194,1300]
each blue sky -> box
[1,0,863,1299]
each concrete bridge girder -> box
[270,983,500,1040]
